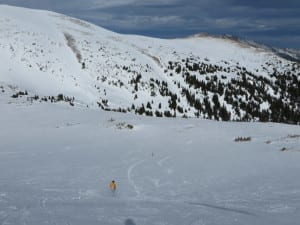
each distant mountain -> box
[189,33,300,62]
[0,5,299,124]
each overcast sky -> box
[1,0,299,49]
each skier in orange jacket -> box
[109,180,116,192]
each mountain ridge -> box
[188,33,300,62]
[0,5,299,123]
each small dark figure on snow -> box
[109,180,116,192]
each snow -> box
[0,5,300,224]
[0,4,296,119]
[1,97,300,225]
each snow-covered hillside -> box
[0,5,299,123]
[1,92,300,225]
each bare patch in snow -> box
[234,136,252,142]
[64,33,82,63]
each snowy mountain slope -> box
[0,5,299,123]
[0,95,300,225]
[189,33,300,62]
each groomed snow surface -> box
[1,98,300,225]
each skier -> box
[109,180,116,192]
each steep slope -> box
[0,5,299,123]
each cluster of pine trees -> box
[95,58,299,124]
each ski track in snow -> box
[127,159,146,198]
[157,156,171,167]
[39,197,47,209]
[187,202,256,216]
